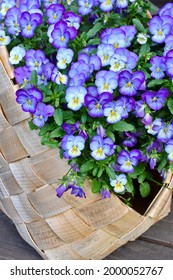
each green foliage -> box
[92,179,101,193]
[54,109,63,126]
[139,182,151,198]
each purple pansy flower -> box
[142,88,169,111]
[145,118,164,136]
[135,100,146,118]
[78,53,101,73]
[5,7,21,36]
[149,15,173,44]
[78,0,94,16]
[99,0,115,12]
[117,149,142,173]
[165,49,173,78]
[32,102,55,127]
[103,101,124,123]
[19,0,41,14]
[118,70,145,96]
[116,0,128,9]
[56,184,68,198]
[97,125,107,138]
[90,135,116,160]
[149,56,166,79]
[165,139,173,161]
[110,48,138,73]
[46,4,65,25]
[19,11,42,38]
[122,132,139,148]
[62,121,80,135]
[157,123,173,143]
[43,0,58,9]
[68,61,90,80]
[61,135,85,158]
[69,184,86,198]
[95,70,118,94]
[16,87,43,114]
[25,49,48,74]
[14,66,31,86]
[85,90,113,117]
[117,96,135,119]
[63,11,82,30]
[100,188,111,199]
[101,28,127,49]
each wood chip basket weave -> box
[0,46,172,260]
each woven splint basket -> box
[0,46,173,260]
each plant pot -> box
[0,46,173,260]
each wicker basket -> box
[0,45,172,260]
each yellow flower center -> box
[95,103,101,109]
[0,37,5,42]
[126,81,132,87]
[27,99,32,105]
[103,54,109,60]
[39,115,43,119]
[60,36,65,41]
[53,14,57,19]
[71,146,78,153]
[106,0,111,4]
[115,182,123,190]
[156,67,160,72]
[114,43,119,48]
[125,161,131,166]
[72,97,80,105]
[152,96,157,101]
[14,55,19,61]
[85,3,89,7]
[103,83,109,90]
[110,110,117,117]
[62,58,67,64]
[27,25,31,30]
[35,61,39,67]
[41,75,45,80]
[157,30,163,35]
[96,148,104,156]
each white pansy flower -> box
[9,46,26,65]
[0,30,11,46]
[137,33,150,45]
[56,48,74,69]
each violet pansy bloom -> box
[46,4,65,25]
[61,135,85,158]
[56,184,68,198]
[165,49,173,78]
[118,70,145,96]
[149,15,173,44]
[5,7,21,36]
[117,149,142,173]
[100,188,111,199]
[122,132,139,148]
[51,67,68,85]
[149,56,166,79]
[63,11,82,30]
[90,135,116,160]
[142,88,169,111]
[14,66,31,87]
[25,49,48,74]
[110,174,127,193]
[62,121,80,135]
[78,53,101,73]
[78,0,94,16]
[32,102,55,128]
[110,48,138,73]
[16,87,43,114]
[165,140,173,162]
[116,0,128,9]
[99,0,115,12]
[145,118,164,136]
[19,11,42,38]
[103,101,124,123]
[95,70,118,94]
[84,90,113,118]
[68,61,90,80]
[117,96,135,119]
[157,123,173,143]
[69,185,86,198]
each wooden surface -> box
[0,202,173,260]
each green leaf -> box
[80,160,94,173]
[41,137,59,148]
[86,22,103,39]
[81,112,87,124]
[139,44,150,58]
[170,162,173,173]
[158,155,167,172]
[147,79,164,88]
[106,166,116,180]
[97,167,104,178]
[87,38,101,45]
[138,172,147,184]
[54,109,63,126]
[129,163,145,178]
[38,123,56,136]
[63,111,74,120]
[132,18,145,32]
[126,176,134,193]
[139,182,151,198]
[30,70,38,86]
[50,127,64,138]
[112,121,135,132]
[91,179,101,193]
[106,131,115,142]
[92,166,98,177]
[28,120,38,130]
[167,99,173,114]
